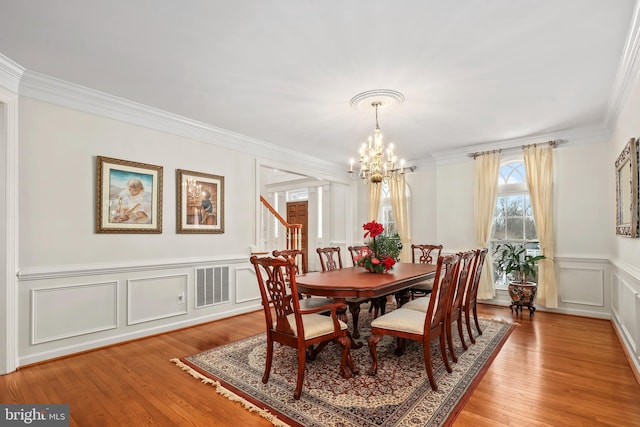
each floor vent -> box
[195,266,230,308]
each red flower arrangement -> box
[354,221,401,273]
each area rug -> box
[172,308,514,427]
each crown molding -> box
[427,126,612,166]
[0,54,24,94]
[604,0,640,128]
[17,70,345,180]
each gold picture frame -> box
[176,169,225,234]
[96,156,163,233]
[615,138,640,237]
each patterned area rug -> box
[172,307,514,427]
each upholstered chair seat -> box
[410,278,434,293]
[300,296,335,311]
[283,313,348,339]
[370,308,426,335]
[402,295,431,313]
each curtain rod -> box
[468,140,559,159]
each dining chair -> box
[402,250,475,361]
[250,255,354,400]
[272,249,333,310]
[367,254,461,391]
[464,248,489,344]
[409,244,443,299]
[317,246,370,339]
[347,245,387,318]
[444,250,476,362]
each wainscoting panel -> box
[127,274,188,325]
[18,256,264,367]
[555,257,610,317]
[611,261,640,376]
[32,281,118,344]
[559,268,604,306]
[235,264,260,304]
[620,278,637,353]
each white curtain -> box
[368,183,382,222]
[524,145,557,307]
[474,151,500,300]
[389,175,411,262]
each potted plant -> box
[493,243,545,316]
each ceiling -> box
[0,1,637,169]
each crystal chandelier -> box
[348,91,415,184]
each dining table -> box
[296,262,437,346]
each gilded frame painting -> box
[176,169,225,234]
[615,138,640,237]
[96,156,163,233]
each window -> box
[287,189,308,201]
[377,181,411,237]
[379,183,397,236]
[490,161,540,288]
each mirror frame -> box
[615,137,640,237]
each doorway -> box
[286,201,308,273]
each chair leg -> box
[376,296,387,316]
[347,301,361,339]
[439,333,453,373]
[263,337,274,384]
[446,317,458,363]
[367,334,383,376]
[473,305,483,336]
[294,345,307,400]
[465,308,476,344]
[423,341,438,391]
[457,317,468,350]
[394,337,406,356]
[335,336,354,379]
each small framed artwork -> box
[96,156,163,233]
[177,169,225,234]
[615,138,640,237]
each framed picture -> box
[177,169,225,234]
[96,156,163,233]
[615,138,640,237]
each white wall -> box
[406,168,438,245]
[19,98,255,266]
[15,97,265,366]
[383,140,615,320]
[608,63,640,375]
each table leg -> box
[334,298,363,349]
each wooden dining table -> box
[296,263,437,345]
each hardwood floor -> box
[1,305,639,426]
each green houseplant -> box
[493,243,545,316]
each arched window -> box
[490,160,540,288]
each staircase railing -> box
[259,196,303,269]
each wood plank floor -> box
[1,305,639,426]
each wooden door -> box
[287,201,308,273]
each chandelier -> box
[348,90,415,184]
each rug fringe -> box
[477,314,518,326]
[170,358,290,427]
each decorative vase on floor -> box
[508,282,537,317]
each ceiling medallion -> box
[349,89,405,112]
